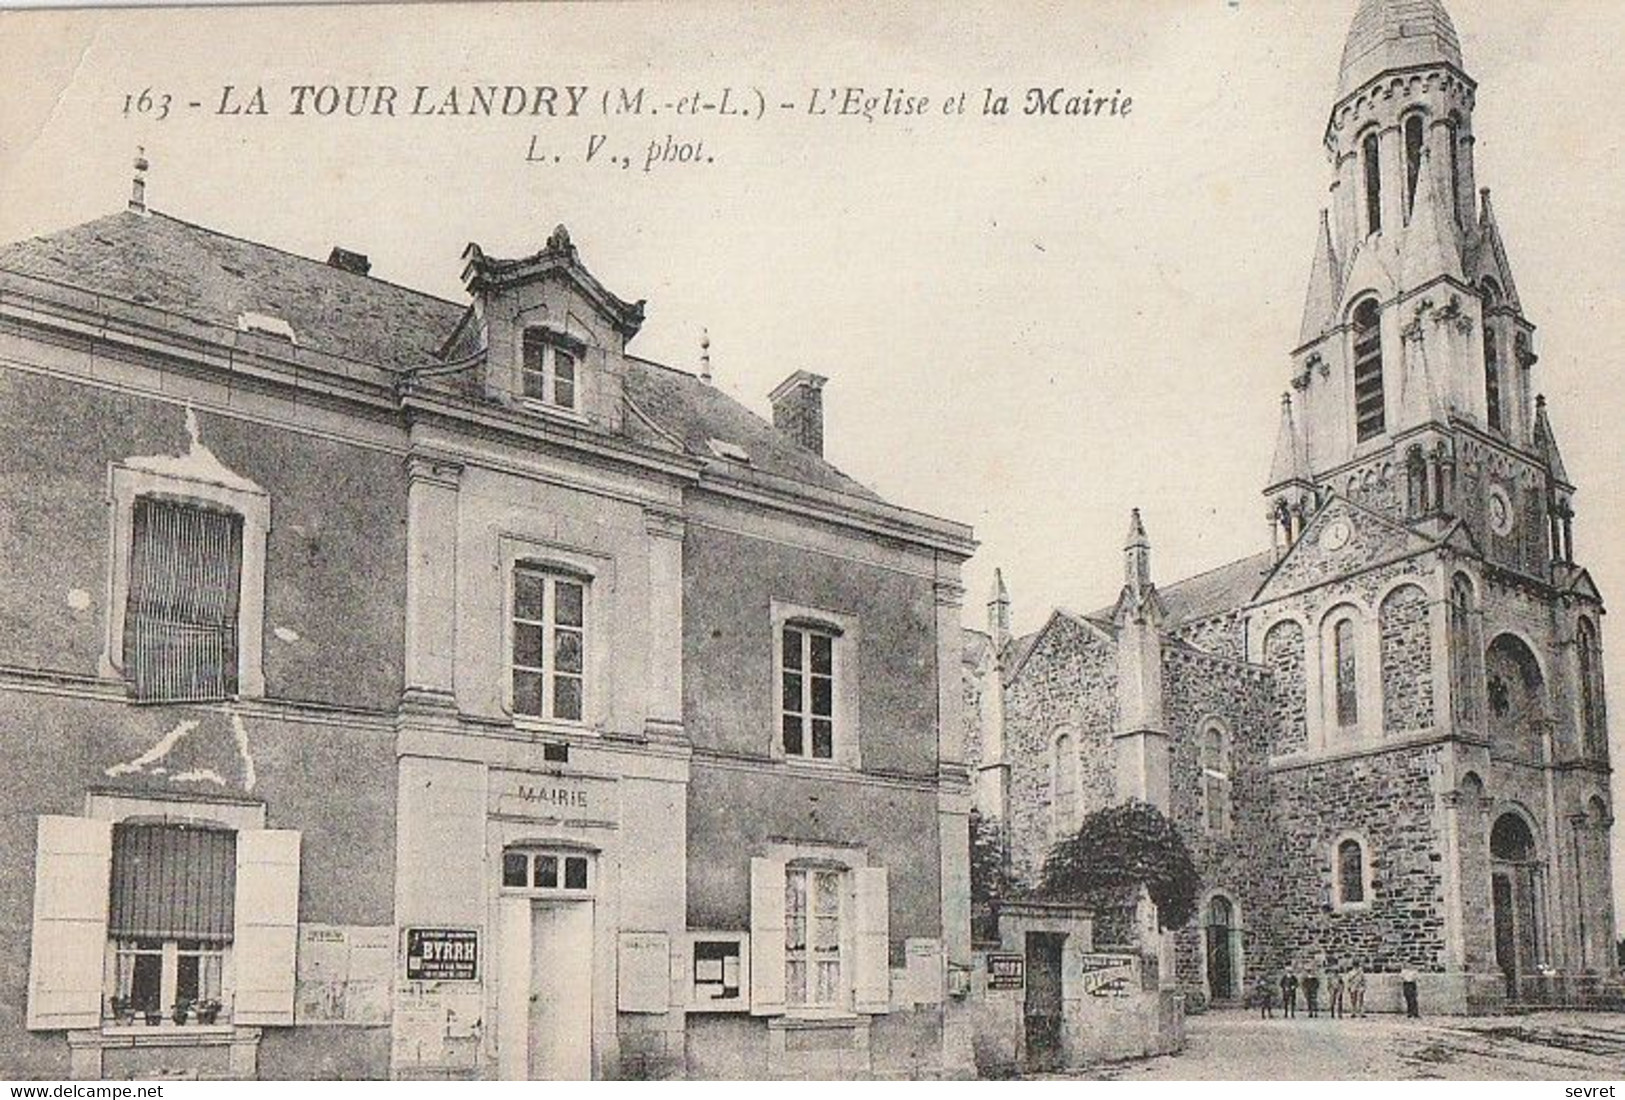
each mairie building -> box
[0,185,977,1076]
[966,0,1619,1015]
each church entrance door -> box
[1205,895,1237,1001]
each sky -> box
[1,0,1622,928]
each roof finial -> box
[129,146,150,215]
[700,327,712,384]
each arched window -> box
[1483,327,1503,431]
[1352,299,1385,441]
[1404,114,1426,217]
[1334,617,1359,728]
[1362,131,1383,235]
[1335,836,1368,906]
[1199,722,1231,835]
[1051,731,1078,837]
[1577,619,1606,760]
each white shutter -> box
[853,866,890,1014]
[233,829,300,1025]
[27,816,112,1030]
[748,857,786,1016]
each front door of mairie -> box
[529,901,593,1079]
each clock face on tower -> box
[1320,518,1352,551]
[1488,486,1513,537]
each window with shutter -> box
[233,829,301,1026]
[27,816,112,1031]
[125,498,244,702]
[108,822,235,1020]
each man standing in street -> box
[1400,965,1420,1018]
[1347,961,1366,1018]
[1280,970,1299,1018]
[1329,962,1346,1019]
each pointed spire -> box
[1267,392,1311,490]
[1299,210,1342,346]
[1403,145,1463,285]
[1124,508,1152,590]
[1397,307,1447,427]
[1533,395,1571,488]
[699,327,712,384]
[988,568,1011,645]
[1476,188,1523,309]
[128,147,150,215]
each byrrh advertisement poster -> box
[0,0,1621,1088]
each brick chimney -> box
[769,370,828,457]
[326,246,371,276]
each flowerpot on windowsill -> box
[172,1001,193,1026]
[195,1000,222,1026]
[144,1011,163,1026]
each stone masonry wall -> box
[1162,647,1281,997]
[1380,582,1434,733]
[1272,745,1449,976]
[1263,620,1309,755]
[1003,616,1118,888]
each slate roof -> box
[0,210,462,372]
[0,207,881,501]
[1087,549,1276,633]
[1338,0,1463,99]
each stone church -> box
[965,0,1619,1014]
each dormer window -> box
[521,329,581,411]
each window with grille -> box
[512,567,586,722]
[124,498,243,702]
[521,331,579,411]
[108,823,235,1022]
[1334,618,1359,728]
[785,866,843,1010]
[1352,300,1385,441]
[781,623,837,760]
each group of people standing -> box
[1252,962,1424,1019]
[1253,961,1373,1019]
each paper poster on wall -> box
[617,931,670,1013]
[1079,953,1138,997]
[295,924,393,1025]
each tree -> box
[1037,799,1200,931]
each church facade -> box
[967,0,1619,1014]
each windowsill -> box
[770,1012,866,1031]
[1332,902,1372,914]
[98,1023,238,1041]
[511,714,594,738]
[518,398,590,426]
[778,755,860,775]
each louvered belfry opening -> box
[125,497,243,702]
[109,822,237,943]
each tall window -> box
[512,566,586,721]
[1445,115,1463,225]
[1484,327,1503,431]
[785,865,843,1010]
[1578,619,1606,759]
[1052,731,1078,836]
[1352,299,1385,441]
[1336,837,1367,906]
[1404,114,1425,217]
[125,498,243,702]
[1362,131,1383,235]
[109,823,235,1021]
[1200,723,1231,834]
[782,623,837,759]
[1334,617,1359,727]
[521,331,579,411]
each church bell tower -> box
[1265,0,1566,582]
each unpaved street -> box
[1066,1009,1625,1080]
